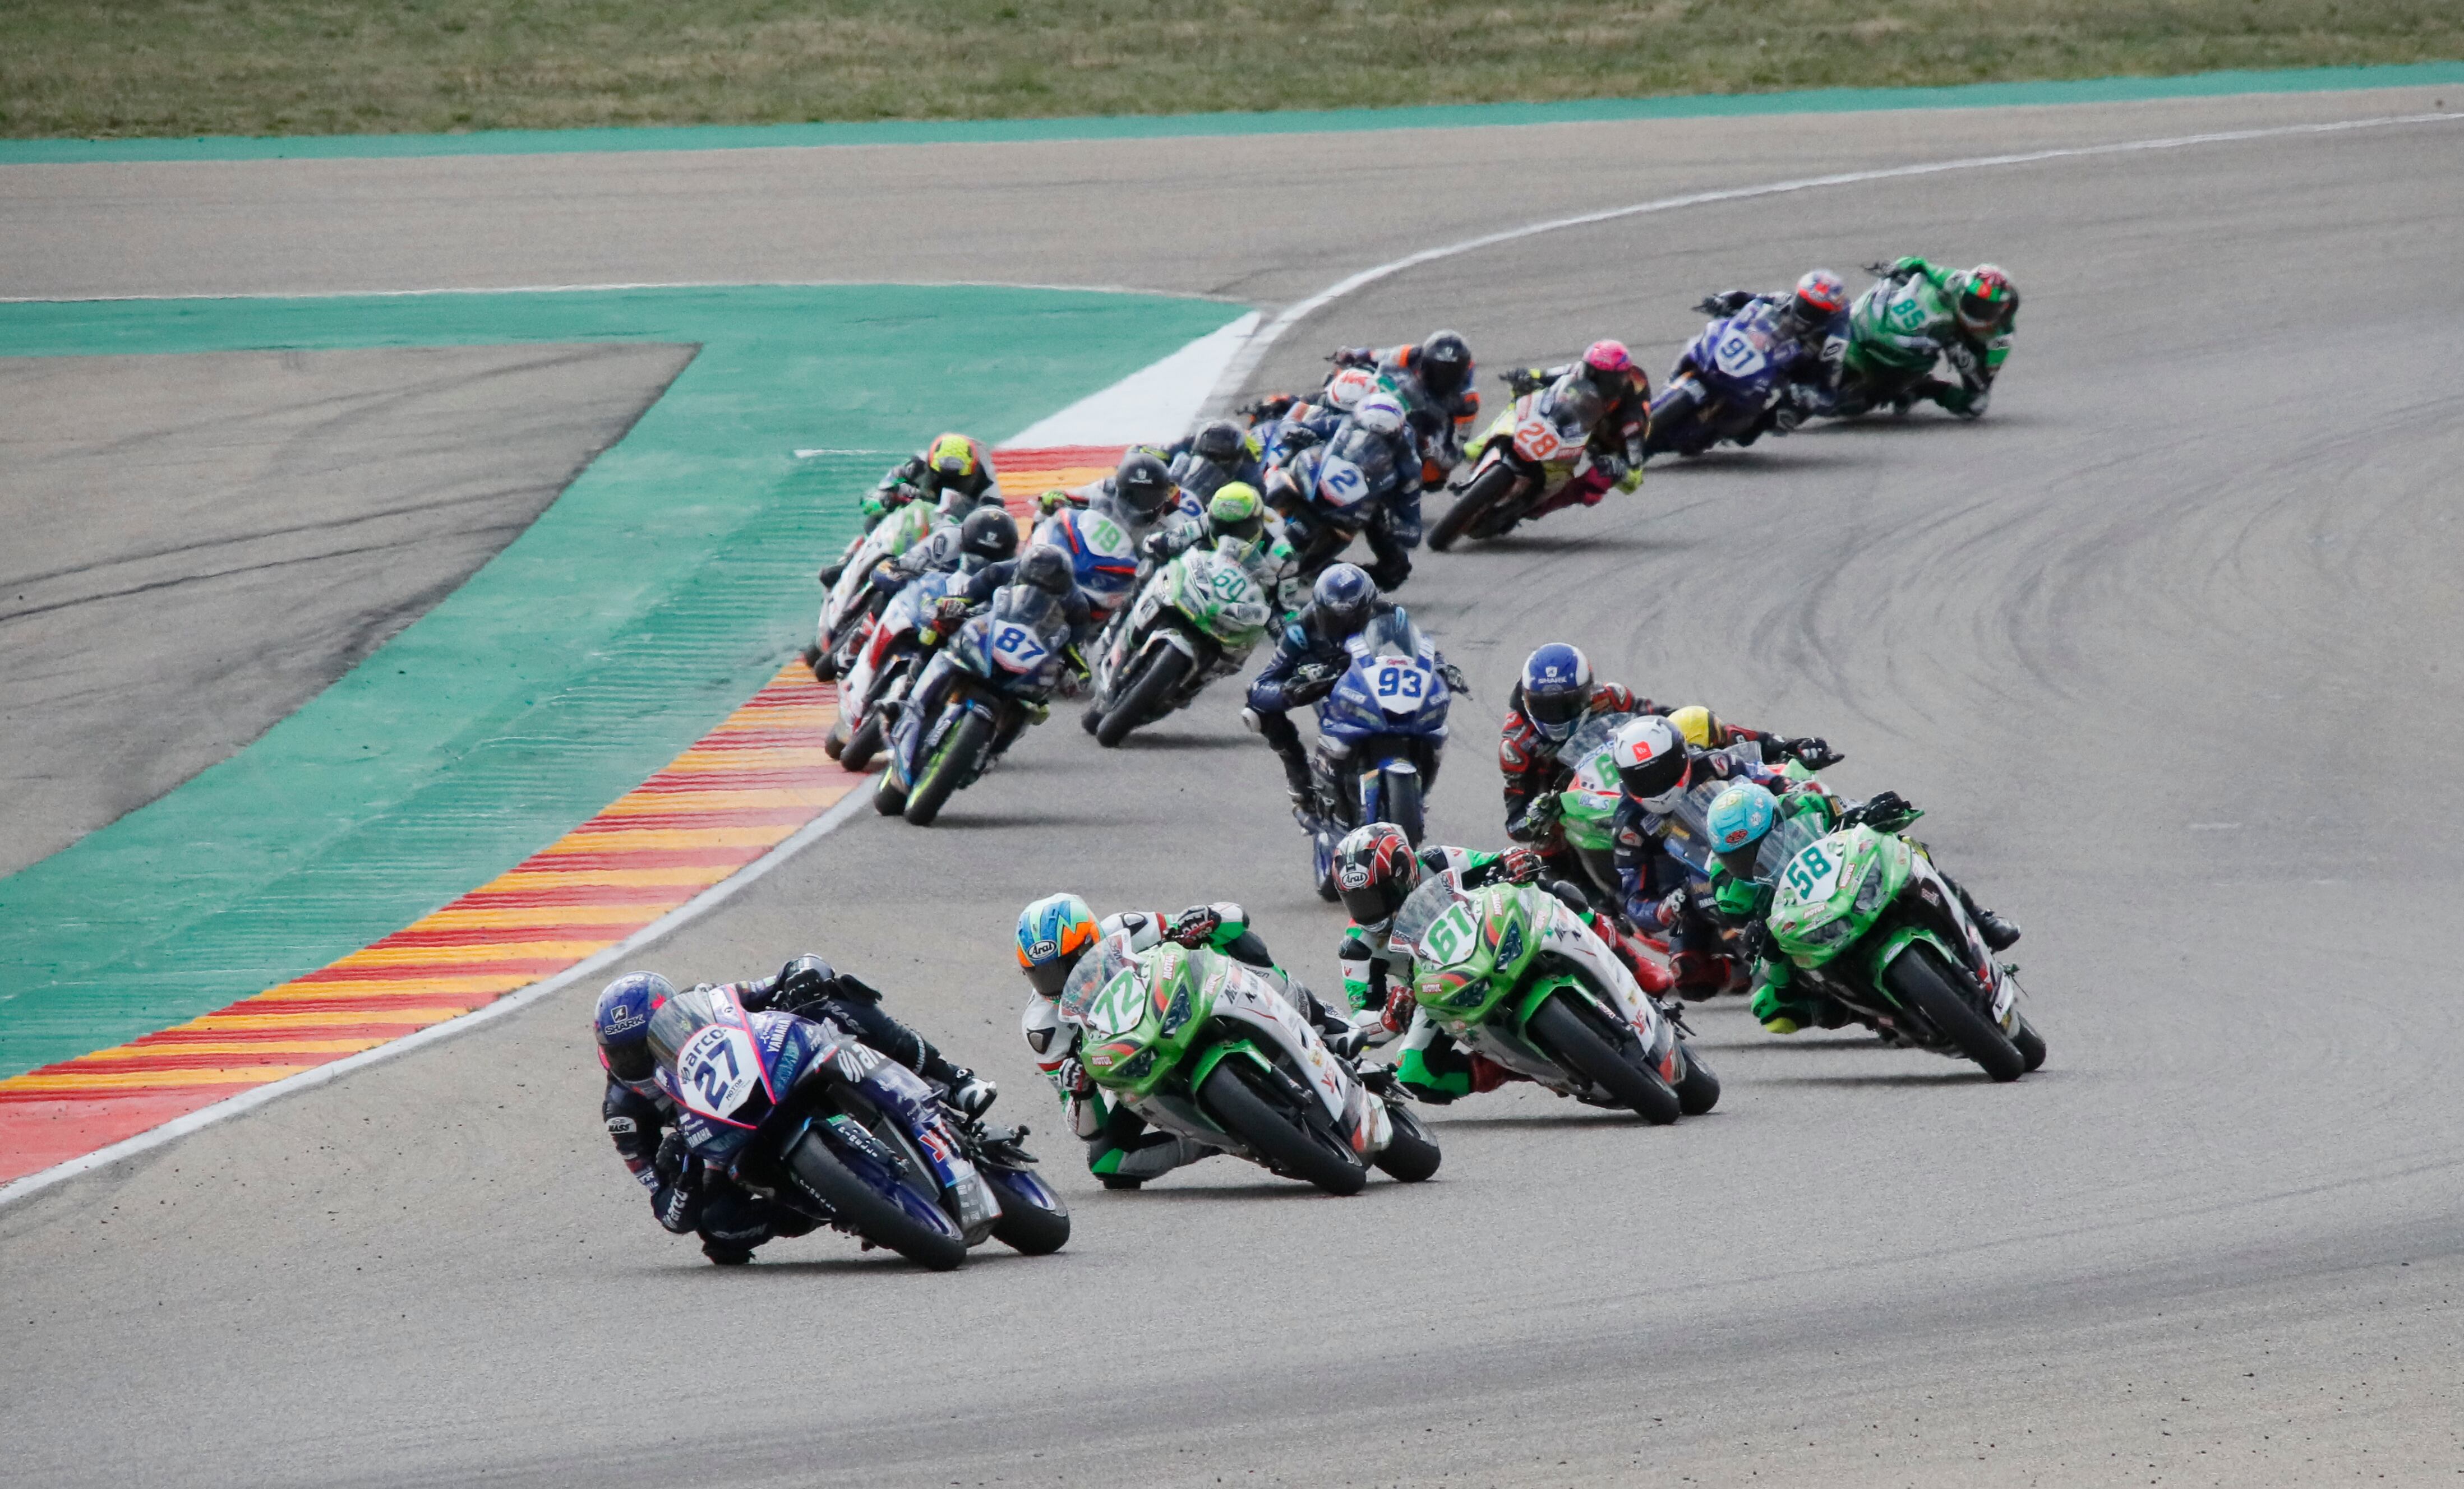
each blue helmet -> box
[1706,783,1779,871]
[1016,893,1100,998]
[1520,642,1593,743]
[1312,562,1377,633]
[593,972,675,1086]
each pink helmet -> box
[1581,339,1633,374]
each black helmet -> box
[958,507,1019,566]
[1419,330,1472,399]
[1190,419,1247,469]
[1111,451,1175,520]
[1018,544,1076,596]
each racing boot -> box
[1949,881,2021,951]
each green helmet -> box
[1207,482,1266,544]
[1951,264,2016,334]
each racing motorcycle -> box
[828,568,967,773]
[1642,299,1793,459]
[1387,875,1717,1123]
[1060,938,1439,1194]
[811,498,936,682]
[1032,503,1143,621]
[1750,804,2047,1080]
[647,982,1069,1269]
[874,582,1075,827]
[1261,422,1411,614]
[1294,608,1451,898]
[1828,264,1981,417]
[1088,535,1275,747]
[1543,710,1635,911]
[1427,371,1605,550]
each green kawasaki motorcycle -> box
[1060,938,1441,1194]
[1087,536,1275,747]
[1389,875,1718,1123]
[1549,710,1634,909]
[1755,808,2047,1081]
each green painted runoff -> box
[1,62,2456,165]
[0,286,1244,1078]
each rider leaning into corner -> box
[821,433,1004,588]
[1243,563,1468,808]
[1013,894,1348,1188]
[592,958,996,1264]
[1327,329,1480,474]
[1839,258,2020,419]
[1502,340,1653,518]
[1692,269,1853,442]
[1499,642,1657,851]
[1272,391,1428,591]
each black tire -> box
[1882,943,2027,1082]
[1381,767,1425,846]
[2011,1012,2048,1073]
[982,1167,1072,1256]
[839,714,885,773]
[1673,1041,1720,1116]
[1096,646,1189,747]
[871,774,906,816]
[801,642,823,667]
[1372,1102,1442,1182]
[1080,704,1104,736]
[903,711,990,827]
[784,1131,967,1271]
[1198,1060,1367,1195]
[1525,991,1682,1123]
[1429,463,1519,552]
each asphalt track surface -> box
[4,87,2462,1486]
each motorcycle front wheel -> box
[1372,1103,1442,1182]
[785,1132,967,1271]
[839,713,886,773]
[1881,943,2027,1083]
[1429,463,1519,552]
[1526,992,1682,1124]
[1377,765,1425,845]
[1198,1061,1368,1196]
[1095,646,1189,748]
[903,710,990,826]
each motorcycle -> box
[1087,535,1275,747]
[1751,804,2047,1080]
[1300,608,1451,899]
[647,982,1069,1270]
[1261,422,1410,614]
[1427,372,1605,549]
[811,498,936,681]
[1642,300,1796,459]
[1829,265,1974,417]
[1547,710,1636,912]
[1060,938,1439,1194]
[1032,504,1143,621]
[827,568,968,773]
[1387,875,1717,1123]
[874,583,1075,827]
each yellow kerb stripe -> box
[2,1066,323,1092]
[539,825,792,852]
[416,904,661,931]
[327,938,616,970]
[250,975,533,1001]
[189,1008,476,1031]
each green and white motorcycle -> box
[1086,535,1275,747]
[1060,938,1440,1194]
[1754,808,2047,1081]
[1548,710,1635,909]
[1389,875,1718,1123]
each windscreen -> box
[1388,875,1465,956]
[1058,933,1138,1026]
[1559,710,1632,767]
[1354,608,1423,659]
[992,582,1065,636]
[1327,424,1397,490]
[1539,376,1604,440]
[644,983,722,1072]
[1171,454,1229,501]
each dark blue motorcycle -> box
[1645,300,1802,459]
[1300,608,1453,898]
[647,982,1069,1270]
[875,581,1076,827]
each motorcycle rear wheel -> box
[903,712,990,826]
[982,1167,1072,1256]
[1526,992,1682,1124]
[1882,943,2027,1082]
[1673,1041,1721,1115]
[839,714,886,774]
[1198,1060,1367,1195]
[785,1132,967,1271]
[1096,646,1189,748]
[1429,463,1519,552]
[1371,1103,1442,1182]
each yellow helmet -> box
[927,433,981,480]
[1667,704,1720,748]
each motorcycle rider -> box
[1846,258,2019,419]
[1331,824,1670,1103]
[1498,643,1656,847]
[1245,563,1466,808]
[593,958,995,1264]
[871,431,1003,515]
[1013,893,1336,1187]
[1698,781,2021,1033]
[879,505,1019,586]
[1164,418,1268,493]
[1694,269,1853,439]
[1272,391,1426,591]
[1604,714,1797,991]
[1247,366,1381,464]
[1505,340,1653,519]
[1067,447,1193,534]
[1328,329,1480,471]
[1140,482,1273,576]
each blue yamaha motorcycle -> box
[1645,300,1802,459]
[876,581,1076,827]
[647,983,1068,1270]
[1299,608,1453,898]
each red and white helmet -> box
[1323,366,1380,411]
[1792,269,1849,320]
[1612,715,1691,812]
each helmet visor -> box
[1526,688,1584,732]
[1025,955,1075,999]
[602,1037,656,1083]
[1621,750,1688,804]
[1339,878,1406,928]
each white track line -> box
[1206,109,2462,404]
[6,105,2453,1211]
[0,784,876,1211]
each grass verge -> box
[3,1,2460,140]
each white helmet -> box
[1353,393,1407,439]
[1612,715,1691,811]
[1323,367,1379,411]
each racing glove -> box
[1784,736,1844,770]
[1327,347,1374,368]
[1844,790,1917,831]
[1164,906,1222,947]
[652,1129,688,1188]
[1498,846,1545,885]
[1283,661,1342,705]
[1055,1057,1092,1099]
[1506,793,1562,843]
[1436,660,1470,696]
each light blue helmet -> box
[1016,893,1100,999]
[1705,782,1779,870]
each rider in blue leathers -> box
[1245,563,1468,807]
[1164,418,1268,492]
[1694,269,1853,441]
[593,958,994,1265]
